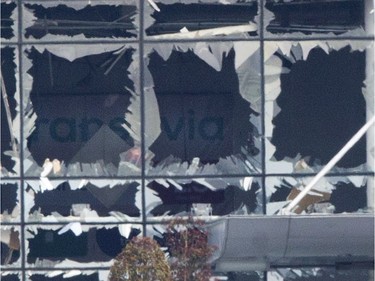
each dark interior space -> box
[148,180,259,216]
[29,181,140,217]
[265,0,364,34]
[148,48,259,165]
[27,227,140,263]
[271,46,366,168]
[1,2,16,39]
[0,274,20,281]
[25,4,137,39]
[146,2,258,36]
[1,47,17,173]
[1,183,18,214]
[26,47,135,168]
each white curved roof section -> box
[208,214,374,272]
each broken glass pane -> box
[145,177,263,218]
[265,0,366,35]
[25,180,141,222]
[144,42,262,176]
[264,41,373,173]
[29,273,100,281]
[1,47,19,176]
[145,1,258,38]
[1,226,21,267]
[1,2,16,39]
[1,181,20,222]
[23,45,141,177]
[24,3,137,39]
[26,225,141,265]
[266,176,372,215]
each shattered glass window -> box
[266,176,372,215]
[24,3,137,39]
[145,177,263,218]
[1,0,374,279]
[1,182,20,222]
[25,180,141,222]
[145,1,258,38]
[23,45,140,177]
[26,226,141,266]
[265,0,365,35]
[1,2,16,39]
[145,42,262,176]
[1,47,19,176]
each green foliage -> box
[165,217,216,281]
[109,236,172,281]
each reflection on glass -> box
[25,4,137,39]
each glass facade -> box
[1,0,374,280]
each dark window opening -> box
[29,181,140,217]
[148,48,259,165]
[148,180,259,216]
[1,2,16,39]
[1,183,18,214]
[30,273,99,281]
[27,227,140,263]
[1,274,20,281]
[265,0,364,35]
[1,47,17,173]
[271,46,366,168]
[146,2,258,36]
[26,48,135,169]
[330,181,367,213]
[25,4,137,39]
